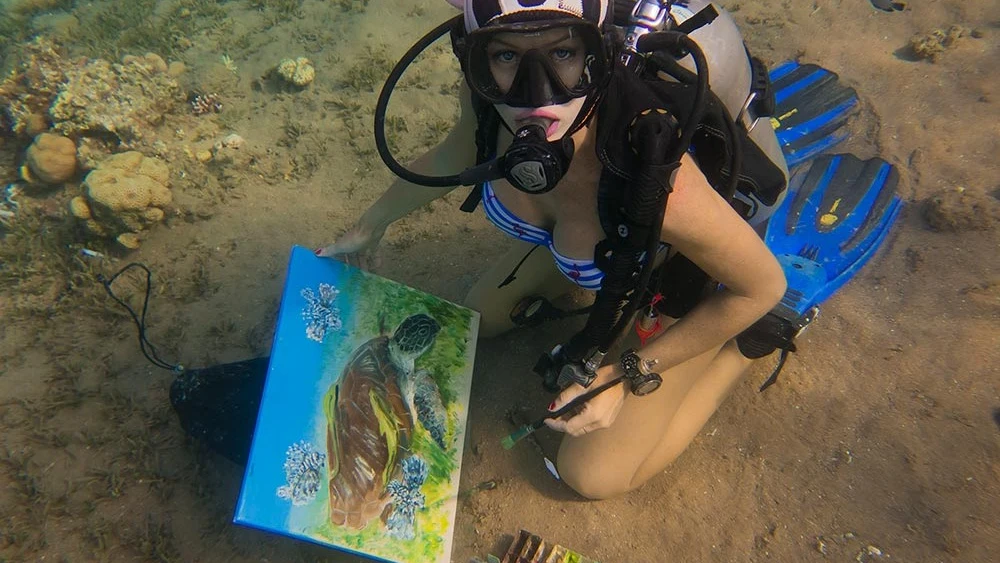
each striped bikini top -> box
[482,181,605,290]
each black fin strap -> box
[758,348,790,392]
[460,184,483,212]
[98,263,182,373]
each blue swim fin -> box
[740,61,902,389]
[753,153,902,390]
[768,153,902,317]
[769,61,859,167]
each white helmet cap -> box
[463,0,611,32]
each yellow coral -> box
[68,195,91,219]
[277,57,315,87]
[79,151,172,245]
[25,132,77,184]
[85,168,155,211]
[116,232,141,250]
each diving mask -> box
[456,19,612,107]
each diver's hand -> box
[544,365,626,437]
[316,222,385,271]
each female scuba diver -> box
[318,0,790,500]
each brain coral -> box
[74,151,172,245]
[277,57,315,87]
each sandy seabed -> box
[1,0,998,562]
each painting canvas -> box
[234,245,480,562]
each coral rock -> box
[277,57,315,88]
[68,195,91,219]
[167,61,187,77]
[0,37,69,136]
[76,136,115,170]
[49,56,181,144]
[25,132,77,184]
[116,232,141,250]
[79,152,172,244]
[1,38,176,141]
[24,112,48,136]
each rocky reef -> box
[0,37,182,149]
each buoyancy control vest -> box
[462,54,787,315]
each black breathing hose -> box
[562,31,712,362]
[637,32,709,161]
[374,15,471,188]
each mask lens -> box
[465,22,607,107]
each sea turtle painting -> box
[323,313,448,530]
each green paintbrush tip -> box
[500,424,535,450]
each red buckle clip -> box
[635,293,665,346]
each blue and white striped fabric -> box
[482,181,606,290]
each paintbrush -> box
[501,377,625,450]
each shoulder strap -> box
[459,95,502,213]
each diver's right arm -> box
[318,85,479,258]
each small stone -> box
[816,538,828,555]
[196,149,213,163]
[143,53,168,74]
[24,113,48,136]
[116,232,141,250]
[69,196,91,219]
[214,133,245,151]
[167,61,186,77]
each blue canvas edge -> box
[232,245,309,526]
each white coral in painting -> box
[301,283,343,342]
[276,441,326,506]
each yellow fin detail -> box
[820,198,842,227]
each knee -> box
[461,288,513,339]
[556,450,642,501]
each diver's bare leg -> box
[463,240,576,338]
[555,333,754,500]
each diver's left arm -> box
[546,155,785,436]
[637,153,787,368]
